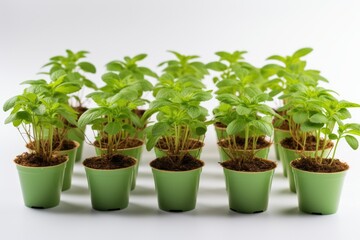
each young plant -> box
[261,48,328,100]
[279,83,360,165]
[78,86,146,157]
[145,86,212,162]
[216,86,280,162]
[154,51,209,96]
[41,49,98,108]
[3,73,78,162]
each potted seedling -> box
[262,48,328,177]
[3,73,79,208]
[278,84,360,214]
[145,70,212,211]
[78,85,146,210]
[207,51,267,141]
[216,86,279,213]
[42,49,98,162]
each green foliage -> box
[42,49,98,107]
[78,85,146,157]
[216,86,279,160]
[279,83,360,164]
[3,72,78,162]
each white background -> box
[1,0,360,239]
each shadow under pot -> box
[94,138,144,191]
[217,137,272,162]
[279,137,333,193]
[150,154,204,212]
[290,158,348,215]
[221,158,276,213]
[83,154,136,211]
[14,153,68,209]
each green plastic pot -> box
[94,139,144,190]
[273,128,291,177]
[55,141,79,191]
[67,126,86,162]
[154,140,204,159]
[14,157,68,209]
[222,161,276,213]
[84,157,136,211]
[291,160,348,215]
[150,160,204,212]
[279,143,332,193]
[214,124,227,141]
[217,138,271,162]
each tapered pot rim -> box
[221,158,277,174]
[150,158,204,173]
[290,158,349,175]
[83,155,137,172]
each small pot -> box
[150,160,204,212]
[67,126,86,162]
[14,156,68,209]
[83,156,136,211]
[222,160,276,213]
[55,141,80,191]
[290,160,348,215]
[279,142,332,193]
[273,128,291,176]
[217,138,271,162]
[214,123,227,141]
[94,139,144,191]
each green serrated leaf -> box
[3,96,18,111]
[309,113,328,124]
[206,62,227,71]
[104,122,121,135]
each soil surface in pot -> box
[156,138,203,150]
[215,122,227,128]
[133,109,145,118]
[221,157,276,172]
[84,154,136,170]
[14,152,67,167]
[27,139,76,151]
[292,157,349,173]
[94,138,143,149]
[281,136,333,151]
[273,118,289,130]
[218,136,271,150]
[151,154,204,171]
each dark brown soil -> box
[150,154,204,171]
[94,138,143,149]
[221,157,276,172]
[218,136,271,150]
[281,136,333,151]
[83,154,136,170]
[73,106,88,116]
[292,157,349,173]
[27,139,76,151]
[14,152,67,167]
[156,138,203,150]
[215,122,227,128]
[273,118,289,130]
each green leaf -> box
[78,108,108,127]
[226,119,246,135]
[152,122,170,137]
[187,106,201,119]
[300,121,323,132]
[21,79,47,85]
[50,69,66,82]
[345,135,359,150]
[133,53,147,62]
[267,55,286,63]
[206,62,227,71]
[329,134,338,140]
[106,61,123,72]
[78,62,96,73]
[250,120,273,136]
[217,94,240,105]
[309,113,328,124]
[146,136,160,151]
[104,122,121,135]
[236,105,251,115]
[293,48,313,58]
[5,111,32,124]
[83,79,98,90]
[55,83,81,94]
[138,67,158,78]
[292,111,308,124]
[3,96,18,111]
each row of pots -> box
[15,125,346,214]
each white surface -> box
[1,0,360,239]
